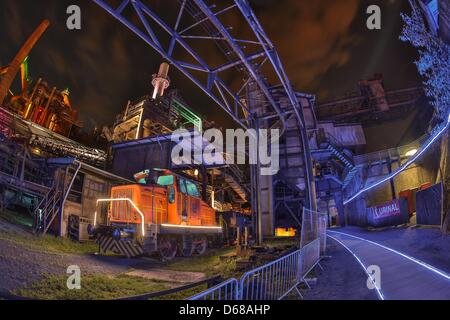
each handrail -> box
[345,120,450,204]
[118,275,223,300]
[188,277,238,300]
[96,198,146,236]
[353,131,430,165]
[240,248,300,276]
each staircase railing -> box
[34,162,81,235]
[317,130,355,169]
[34,186,63,234]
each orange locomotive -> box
[89,169,222,259]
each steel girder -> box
[92,0,289,130]
[92,0,316,210]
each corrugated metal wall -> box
[111,141,171,180]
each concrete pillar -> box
[439,132,450,233]
[259,174,275,237]
[387,159,397,200]
[246,82,276,241]
[334,192,346,227]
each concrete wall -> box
[343,166,368,226]
[111,140,171,180]
[344,147,441,227]
[317,122,366,148]
[439,132,450,232]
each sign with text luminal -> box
[367,199,409,228]
[372,200,401,220]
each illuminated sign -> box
[367,199,409,228]
[371,200,401,220]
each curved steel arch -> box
[92,0,288,129]
[92,0,316,210]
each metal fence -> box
[318,213,328,257]
[188,278,239,301]
[300,208,318,249]
[239,249,302,300]
[299,238,321,283]
[301,208,328,255]
[189,208,327,301]
[190,243,323,301]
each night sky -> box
[0,0,422,131]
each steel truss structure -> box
[92,0,317,237]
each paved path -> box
[328,230,450,300]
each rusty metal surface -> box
[0,20,49,105]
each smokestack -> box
[0,20,50,106]
[151,62,170,99]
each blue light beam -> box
[344,115,450,205]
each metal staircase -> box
[34,185,63,234]
[342,165,364,189]
[34,162,81,234]
[327,144,354,169]
[223,164,248,202]
[317,131,355,170]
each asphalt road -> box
[302,236,378,300]
[328,230,450,300]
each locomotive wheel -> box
[179,236,195,257]
[193,237,208,255]
[158,236,177,261]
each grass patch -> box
[163,247,239,278]
[0,209,33,228]
[162,240,299,280]
[0,230,98,255]
[15,274,170,300]
[264,237,300,248]
[151,284,208,300]
[0,211,98,255]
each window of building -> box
[84,179,106,199]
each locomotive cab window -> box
[179,178,200,198]
[186,180,200,198]
[179,178,187,194]
[168,185,175,204]
[157,175,174,186]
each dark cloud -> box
[255,0,359,94]
[0,0,421,130]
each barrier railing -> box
[188,278,239,301]
[301,208,328,255]
[299,238,321,287]
[189,209,327,301]
[318,213,328,257]
[239,249,302,300]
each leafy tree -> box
[400,1,450,123]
